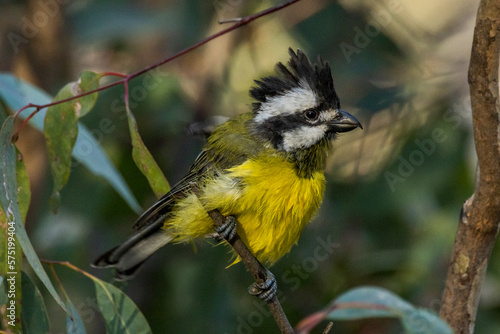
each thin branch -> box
[47,264,75,322]
[322,322,333,334]
[218,18,244,24]
[11,0,302,140]
[439,1,500,333]
[189,182,295,334]
[41,259,98,281]
[47,264,69,301]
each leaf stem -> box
[41,259,98,281]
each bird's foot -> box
[248,269,277,302]
[209,215,238,242]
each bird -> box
[93,48,362,295]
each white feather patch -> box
[318,109,340,122]
[254,86,317,123]
[282,124,327,152]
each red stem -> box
[100,72,127,78]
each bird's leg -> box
[207,213,278,301]
[248,267,278,302]
[211,215,238,242]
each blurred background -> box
[2,0,498,333]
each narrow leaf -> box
[21,272,50,334]
[296,286,452,334]
[327,287,452,334]
[66,299,87,334]
[93,278,152,334]
[43,71,102,212]
[0,145,31,331]
[328,286,413,320]
[0,276,7,305]
[0,117,68,314]
[126,106,170,198]
[0,73,141,213]
[16,147,31,222]
[401,308,453,334]
[72,71,101,118]
[0,101,9,277]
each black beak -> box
[327,109,363,133]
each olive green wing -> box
[131,150,213,231]
[132,112,262,231]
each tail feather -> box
[93,217,173,280]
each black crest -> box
[250,48,341,112]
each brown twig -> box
[439,1,500,333]
[11,0,302,140]
[40,259,98,281]
[189,182,295,334]
[322,322,333,334]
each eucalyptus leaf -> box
[297,286,452,334]
[126,106,170,198]
[66,299,87,334]
[328,286,413,320]
[0,117,68,314]
[43,71,102,212]
[21,272,50,334]
[0,277,7,305]
[0,73,141,213]
[93,278,152,334]
[327,287,452,334]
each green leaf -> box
[0,101,8,121]
[0,276,7,305]
[401,308,453,334]
[93,278,152,334]
[0,144,30,331]
[328,286,413,320]
[327,287,452,334]
[0,73,141,214]
[43,71,102,212]
[66,299,87,334]
[0,116,68,315]
[296,286,452,334]
[0,102,9,278]
[72,71,101,118]
[126,106,170,198]
[21,272,50,334]
[16,148,31,222]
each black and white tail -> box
[92,216,173,280]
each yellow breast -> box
[166,154,325,266]
[216,154,325,265]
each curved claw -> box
[248,270,277,302]
[213,216,238,242]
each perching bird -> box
[93,48,361,289]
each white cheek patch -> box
[254,86,317,123]
[282,124,327,152]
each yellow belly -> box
[165,154,326,266]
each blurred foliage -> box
[1,0,496,333]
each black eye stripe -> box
[252,105,335,152]
[254,104,331,139]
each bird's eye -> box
[304,109,319,121]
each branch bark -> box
[440,1,500,333]
[189,182,295,334]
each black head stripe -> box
[251,112,313,150]
[250,48,341,111]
